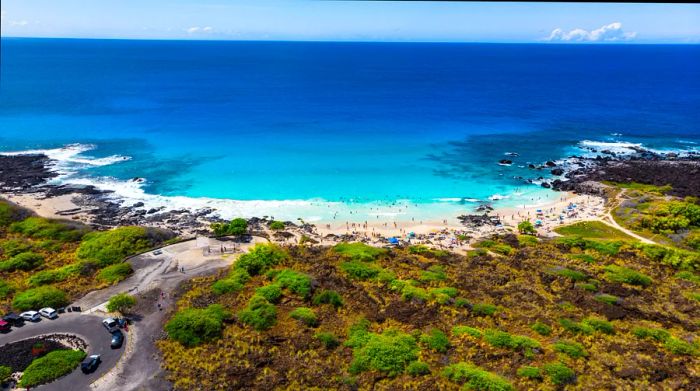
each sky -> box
[1,1,699,43]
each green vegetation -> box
[340,260,383,280]
[106,293,136,313]
[238,295,277,331]
[289,307,318,327]
[0,201,27,227]
[0,251,44,272]
[235,244,287,276]
[516,366,542,380]
[312,289,343,308]
[0,279,13,299]
[28,263,80,286]
[553,267,588,282]
[77,226,159,266]
[255,283,283,303]
[269,221,285,230]
[595,293,621,305]
[420,328,450,353]
[347,327,419,377]
[210,218,248,236]
[12,286,68,310]
[97,262,133,284]
[518,220,536,235]
[442,362,514,391]
[18,349,86,388]
[559,318,594,335]
[165,304,230,347]
[554,221,632,240]
[639,200,700,234]
[583,317,615,334]
[605,181,672,195]
[452,325,482,338]
[333,242,386,262]
[0,365,11,384]
[315,331,340,349]
[472,303,498,316]
[633,326,699,356]
[10,217,85,242]
[420,265,447,282]
[268,269,312,298]
[604,265,652,287]
[211,268,250,295]
[675,271,700,284]
[482,329,541,355]
[406,361,431,376]
[632,327,670,342]
[543,362,576,385]
[553,340,588,358]
[530,321,551,336]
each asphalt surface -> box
[0,312,125,390]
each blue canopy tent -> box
[388,237,400,244]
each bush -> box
[333,242,386,262]
[212,268,250,295]
[531,321,551,336]
[632,326,671,342]
[518,220,536,235]
[28,264,81,286]
[0,251,44,272]
[442,362,514,391]
[429,287,458,304]
[0,238,33,257]
[517,366,542,380]
[582,317,615,334]
[165,304,230,346]
[482,329,541,355]
[290,307,318,327]
[0,365,12,384]
[255,284,283,303]
[235,244,287,276]
[406,361,431,376]
[454,297,471,308]
[420,265,447,282]
[77,227,160,267]
[517,235,539,247]
[315,331,340,349]
[210,218,248,236]
[675,271,700,285]
[238,295,277,331]
[559,318,594,335]
[106,293,137,313]
[420,328,450,353]
[13,286,68,310]
[0,201,29,227]
[97,262,133,284]
[312,290,343,308]
[452,326,482,338]
[268,269,312,298]
[604,265,652,287]
[341,260,382,280]
[10,217,85,242]
[348,328,419,376]
[664,337,699,356]
[554,340,588,358]
[472,303,498,316]
[0,279,13,299]
[269,221,285,230]
[543,362,575,385]
[390,280,430,302]
[683,231,700,250]
[595,294,621,305]
[554,267,588,282]
[19,349,86,388]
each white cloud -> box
[186,26,214,35]
[545,22,637,42]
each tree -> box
[518,220,536,235]
[106,293,137,313]
[210,218,248,236]
[269,221,285,230]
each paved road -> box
[0,312,124,390]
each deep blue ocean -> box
[1,38,699,221]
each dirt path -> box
[599,189,657,245]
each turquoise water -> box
[1,39,699,221]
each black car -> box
[2,313,24,327]
[81,355,101,374]
[111,330,124,348]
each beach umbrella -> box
[388,237,399,244]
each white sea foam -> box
[489,194,509,201]
[433,197,480,203]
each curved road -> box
[0,312,124,390]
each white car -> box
[20,311,41,322]
[102,317,118,332]
[39,307,58,319]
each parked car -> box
[110,330,124,348]
[153,249,163,255]
[3,313,24,327]
[0,320,10,332]
[102,317,118,332]
[20,311,41,322]
[81,355,101,374]
[39,307,58,319]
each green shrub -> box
[579,283,598,292]
[559,318,594,335]
[377,269,397,284]
[165,304,230,346]
[604,265,652,287]
[97,262,133,284]
[483,329,540,355]
[255,284,283,303]
[106,293,137,313]
[472,303,498,316]
[0,201,29,227]
[390,280,430,301]
[77,226,161,266]
[315,331,340,349]
[268,220,285,230]
[518,220,536,235]
[233,244,287,276]
[543,362,576,385]
[348,328,419,376]
[312,289,344,308]
[491,243,514,256]
[0,279,13,299]
[442,362,514,391]
[554,340,588,358]
[210,218,248,236]
[18,349,86,388]
[595,294,621,305]
[0,251,44,272]
[238,295,277,331]
[582,317,615,334]
[569,253,597,264]
[13,286,68,310]
[675,271,700,285]
[632,327,671,342]
[531,321,551,336]
[341,260,382,280]
[269,269,312,298]
[452,326,482,338]
[664,337,699,356]
[212,268,250,295]
[429,287,458,304]
[517,235,539,247]
[554,267,588,282]
[517,366,542,380]
[454,297,471,308]
[345,318,372,348]
[0,238,33,257]
[289,307,318,327]
[406,361,431,376]
[420,328,450,353]
[420,265,447,282]
[10,217,85,242]
[0,365,12,383]
[334,242,386,262]
[636,243,700,270]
